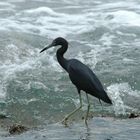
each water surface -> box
[0,0,140,139]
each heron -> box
[40,37,112,125]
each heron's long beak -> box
[40,44,54,53]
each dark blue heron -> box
[40,37,112,125]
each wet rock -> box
[128,113,139,119]
[0,114,8,119]
[9,124,28,135]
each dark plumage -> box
[67,59,112,104]
[40,37,112,125]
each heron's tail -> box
[102,91,112,104]
[106,96,112,104]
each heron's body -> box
[56,39,112,104]
[67,59,111,103]
[40,37,112,125]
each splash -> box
[77,49,97,70]
[107,83,126,116]
[107,82,140,116]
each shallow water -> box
[0,117,140,140]
[0,0,140,139]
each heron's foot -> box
[85,119,88,127]
[61,117,69,127]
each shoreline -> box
[0,116,140,140]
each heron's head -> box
[40,37,68,53]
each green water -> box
[0,0,140,139]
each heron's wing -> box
[67,59,112,104]
[68,59,104,93]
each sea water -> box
[0,0,140,139]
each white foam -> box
[0,2,15,8]
[0,85,6,99]
[7,0,25,2]
[107,82,140,115]
[0,44,43,99]
[1,1,140,38]
[77,49,97,70]
[0,19,21,31]
[107,83,126,115]
[24,7,61,16]
[34,11,90,37]
[46,55,63,72]
[109,10,140,26]
[99,33,116,46]
[89,1,139,12]
[0,5,92,37]
[39,47,63,72]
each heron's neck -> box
[56,44,68,71]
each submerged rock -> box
[9,124,28,135]
[0,114,8,119]
[128,113,139,119]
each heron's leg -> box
[99,99,103,116]
[85,93,90,126]
[62,93,82,125]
